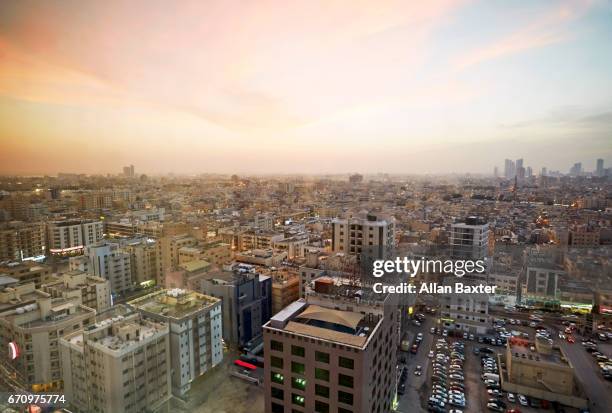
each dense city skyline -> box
[1,0,611,175]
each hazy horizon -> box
[1,0,611,175]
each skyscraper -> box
[504,159,515,179]
[596,158,604,177]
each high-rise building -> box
[124,238,159,285]
[82,242,133,295]
[596,158,604,177]
[263,288,398,413]
[331,211,395,257]
[128,289,223,396]
[122,164,135,178]
[0,287,96,391]
[0,221,46,261]
[60,310,171,412]
[541,167,547,177]
[47,219,104,256]
[449,216,489,260]
[504,159,515,179]
[440,277,490,334]
[569,162,582,176]
[199,266,272,347]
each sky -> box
[0,0,611,175]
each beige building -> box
[128,289,223,396]
[270,271,300,315]
[124,238,159,285]
[500,337,587,409]
[60,310,171,413]
[0,261,53,288]
[263,289,398,413]
[331,211,395,257]
[0,221,46,261]
[0,286,96,391]
[42,270,111,313]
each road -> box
[396,316,432,413]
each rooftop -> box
[128,288,219,319]
[267,299,379,348]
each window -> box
[291,362,305,375]
[271,371,284,384]
[292,376,307,390]
[338,391,353,405]
[271,340,283,352]
[315,384,329,398]
[315,351,329,363]
[315,400,329,413]
[338,409,352,413]
[315,368,329,381]
[338,373,354,388]
[291,345,305,357]
[292,394,305,407]
[338,356,354,369]
[271,356,284,369]
[271,402,284,413]
[271,387,284,400]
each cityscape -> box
[1,1,612,413]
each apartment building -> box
[440,277,490,334]
[124,238,159,285]
[269,270,300,315]
[47,219,104,256]
[263,289,398,413]
[83,242,133,295]
[331,211,395,257]
[0,221,46,261]
[0,287,96,391]
[60,311,171,413]
[449,216,489,260]
[0,261,53,288]
[127,289,223,396]
[42,270,111,313]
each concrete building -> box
[440,277,490,334]
[0,261,53,288]
[331,211,396,257]
[60,310,171,413]
[0,221,46,261]
[234,249,287,267]
[449,216,489,260]
[83,242,133,295]
[499,336,587,409]
[124,238,159,285]
[47,219,104,256]
[42,270,111,313]
[127,288,223,396]
[270,270,300,315]
[263,288,398,413]
[0,287,96,391]
[199,266,272,347]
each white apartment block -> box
[60,311,171,413]
[450,216,489,260]
[47,219,104,256]
[127,288,223,396]
[84,242,133,295]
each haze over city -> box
[1,0,611,175]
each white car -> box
[507,393,515,403]
[428,351,435,358]
[518,394,528,406]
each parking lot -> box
[396,309,612,413]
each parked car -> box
[517,394,528,406]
